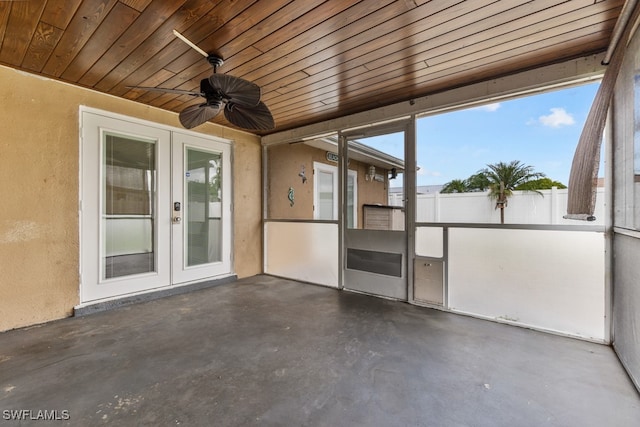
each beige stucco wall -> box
[267,143,318,219]
[0,65,261,332]
[266,143,388,225]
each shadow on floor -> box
[0,275,638,426]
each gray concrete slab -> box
[1,275,638,426]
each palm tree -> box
[440,179,469,193]
[482,160,545,223]
[466,172,491,192]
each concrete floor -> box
[1,275,639,426]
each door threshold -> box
[74,275,237,317]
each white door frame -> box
[79,107,233,305]
[171,131,232,285]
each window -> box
[313,162,357,227]
[103,132,156,279]
[316,168,334,220]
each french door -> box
[171,132,231,283]
[80,110,232,304]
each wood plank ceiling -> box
[0,0,624,135]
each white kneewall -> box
[264,222,339,287]
[447,228,605,341]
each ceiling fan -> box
[128,30,274,131]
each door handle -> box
[173,202,181,223]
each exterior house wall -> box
[611,21,640,391]
[351,162,392,228]
[0,66,262,332]
[267,143,319,220]
[267,143,388,225]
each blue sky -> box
[362,82,601,187]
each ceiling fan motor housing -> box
[200,78,226,104]
[207,55,224,70]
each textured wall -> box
[0,66,261,331]
[266,143,388,224]
[231,128,263,278]
[267,143,317,219]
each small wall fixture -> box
[298,164,307,183]
[367,165,376,181]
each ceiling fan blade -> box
[224,101,275,131]
[127,86,202,97]
[173,29,208,57]
[209,74,261,107]
[179,103,221,129]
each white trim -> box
[80,106,234,145]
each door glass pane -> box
[186,148,222,266]
[103,133,156,279]
[347,132,405,230]
[318,170,334,220]
[347,174,355,228]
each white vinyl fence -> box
[389,187,605,225]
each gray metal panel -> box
[612,233,640,392]
[347,248,402,277]
[344,229,407,300]
[414,258,443,305]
